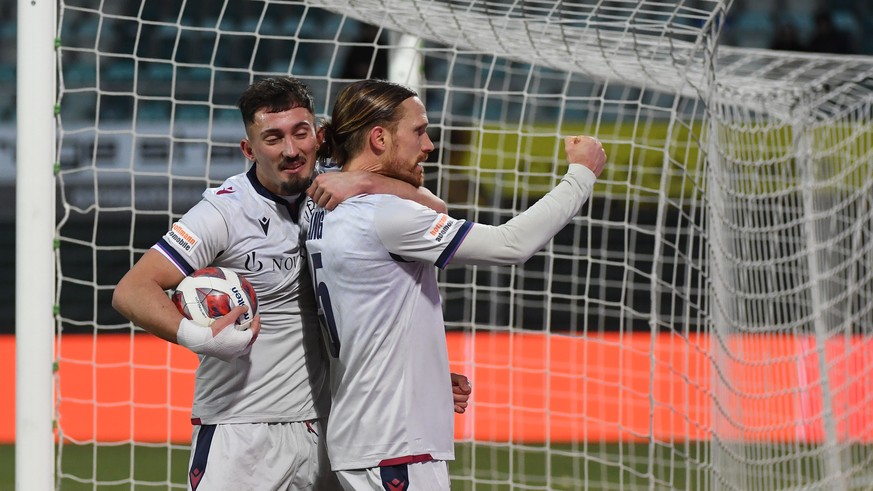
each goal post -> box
[39,0,873,489]
[15,0,57,489]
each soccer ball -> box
[171,267,258,331]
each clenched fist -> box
[565,135,606,177]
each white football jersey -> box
[301,194,472,470]
[154,165,330,424]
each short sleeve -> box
[373,196,472,268]
[152,199,230,275]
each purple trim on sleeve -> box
[435,221,473,269]
[155,238,196,275]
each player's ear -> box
[370,126,387,152]
[240,138,255,161]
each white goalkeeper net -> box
[50,0,873,489]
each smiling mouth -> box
[281,160,306,172]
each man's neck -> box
[343,157,380,174]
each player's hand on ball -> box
[176,305,260,362]
[451,372,472,414]
[565,135,606,177]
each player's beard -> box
[277,157,313,195]
[278,174,310,195]
[380,152,425,187]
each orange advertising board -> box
[1,332,871,443]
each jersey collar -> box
[246,164,306,223]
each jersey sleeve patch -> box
[423,214,456,244]
[166,222,202,255]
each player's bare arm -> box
[112,249,190,343]
[308,170,447,213]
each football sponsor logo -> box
[424,214,454,243]
[167,222,201,254]
[244,250,302,273]
[244,251,265,272]
[216,186,235,195]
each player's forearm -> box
[309,170,447,212]
[367,173,447,213]
[453,164,596,265]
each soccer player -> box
[111,76,458,491]
[302,79,606,490]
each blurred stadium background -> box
[3,0,872,332]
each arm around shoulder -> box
[308,170,446,213]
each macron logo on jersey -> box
[424,214,455,244]
[167,222,201,255]
[259,217,270,235]
[216,186,235,195]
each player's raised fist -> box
[565,135,606,177]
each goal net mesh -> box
[54,0,873,489]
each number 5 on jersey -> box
[309,252,340,357]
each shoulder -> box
[338,194,427,219]
[373,194,430,211]
[174,197,231,246]
[367,198,468,261]
[204,172,249,198]
[331,193,406,212]
[202,173,256,212]
[372,196,443,237]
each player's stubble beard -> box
[277,157,313,195]
[379,147,426,187]
[278,175,309,195]
[377,162,422,188]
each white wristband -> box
[176,318,254,362]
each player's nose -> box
[282,138,299,158]
[422,133,435,153]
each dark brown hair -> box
[317,79,417,166]
[236,76,316,127]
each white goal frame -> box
[16,0,57,489]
